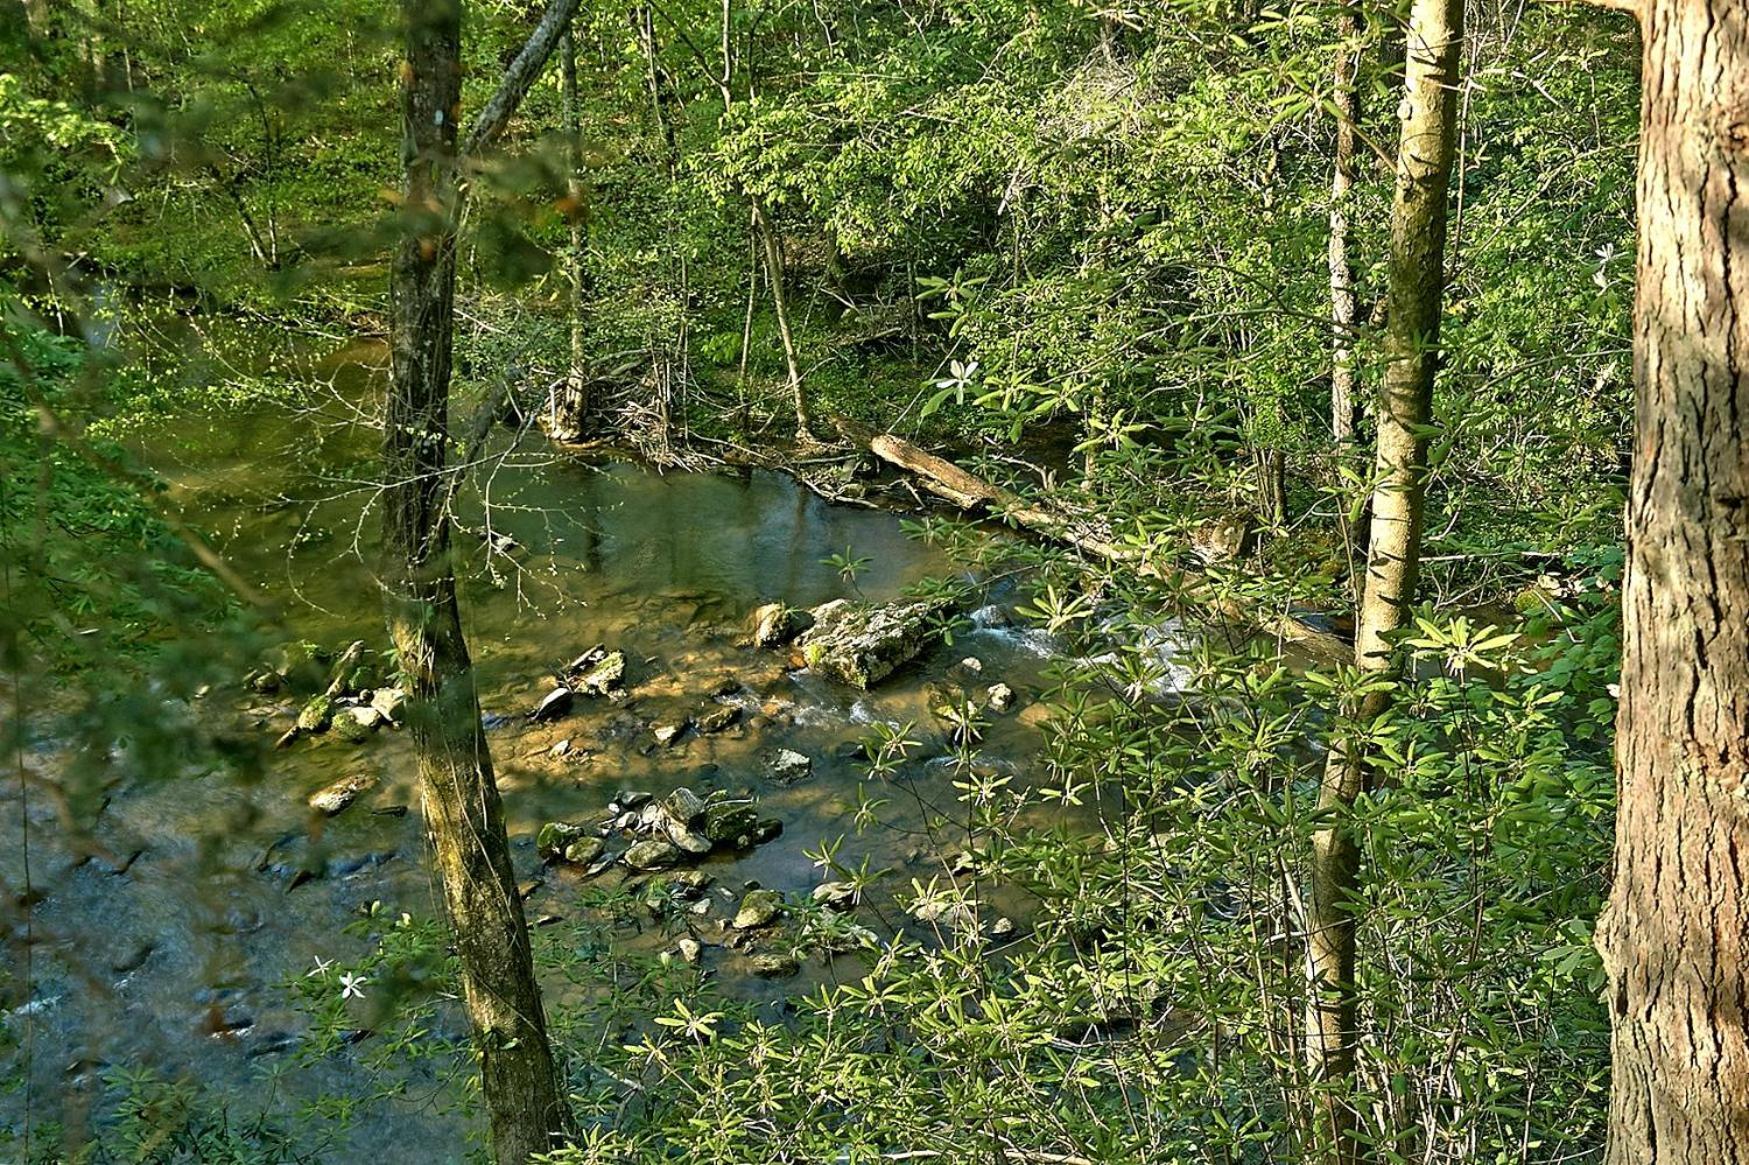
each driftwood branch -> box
[832,417,1351,666]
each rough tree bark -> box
[1304,0,1462,1158]
[384,1,579,1160]
[1597,1,1749,1160]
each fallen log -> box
[832,417,1351,667]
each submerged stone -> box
[985,682,1016,713]
[698,705,740,734]
[309,770,378,816]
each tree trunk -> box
[385,4,567,1161]
[1257,445,1287,527]
[748,195,808,440]
[1328,0,1361,446]
[1598,2,1749,1160]
[1305,0,1462,1157]
[752,196,812,441]
[547,23,589,442]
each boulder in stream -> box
[538,822,605,866]
[797,596,955,688]
[624,838,684,871]
[568,649,627,697]
[733,888,784,930]
[369,687,407,723]
[698,705,740,734]
[985,682,1016,713]
[529,686,574,724]
[771,749,813,783]
[658,787,713,854]
[749,602,811,648]
[296,696,334,734]
[331,705,382,743]
[702,801,759,846]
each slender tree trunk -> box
[1598,2,1749,1160]
[547,24,589,441]
[385,4,566,1160]
[1304,0,1462,1158]
[1257,445,1287,526]
[1329,0,1361,446]
[752,196,812,441]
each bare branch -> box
[461,0,586,159]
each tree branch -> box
[462,0,586,159]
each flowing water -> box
[2,338,1072,1158]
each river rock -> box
[331,705,382,743]
[369,687,407,723]
[985,683,1016,713]
[912,894,977,931]
[733,889,784,929]
[296,695,334,733]
[698,705,740,734]
[529,686,574,724]
[665,821,714,856]
[538,822,605,865]
[572,650,627,696]
[702,801,759,845]
[309,770,378,816]
[653,720,687,747]
[771,749,812,783]
[749,602,810,648]
[677,936,702,964]
[991,917,1017,939]
[750,952,799,978]
[662,786,706,827]
[624,839,684,871]
[797,596,954,688]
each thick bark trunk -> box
[1598,2,1749,1161]
[547,24,589,442]
[1305,0,1462,1158]
[385,4,566,1161]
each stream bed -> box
[2,342,1075,1157]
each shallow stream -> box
[2,339,1070,1157]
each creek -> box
[2,337,1078,1157]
